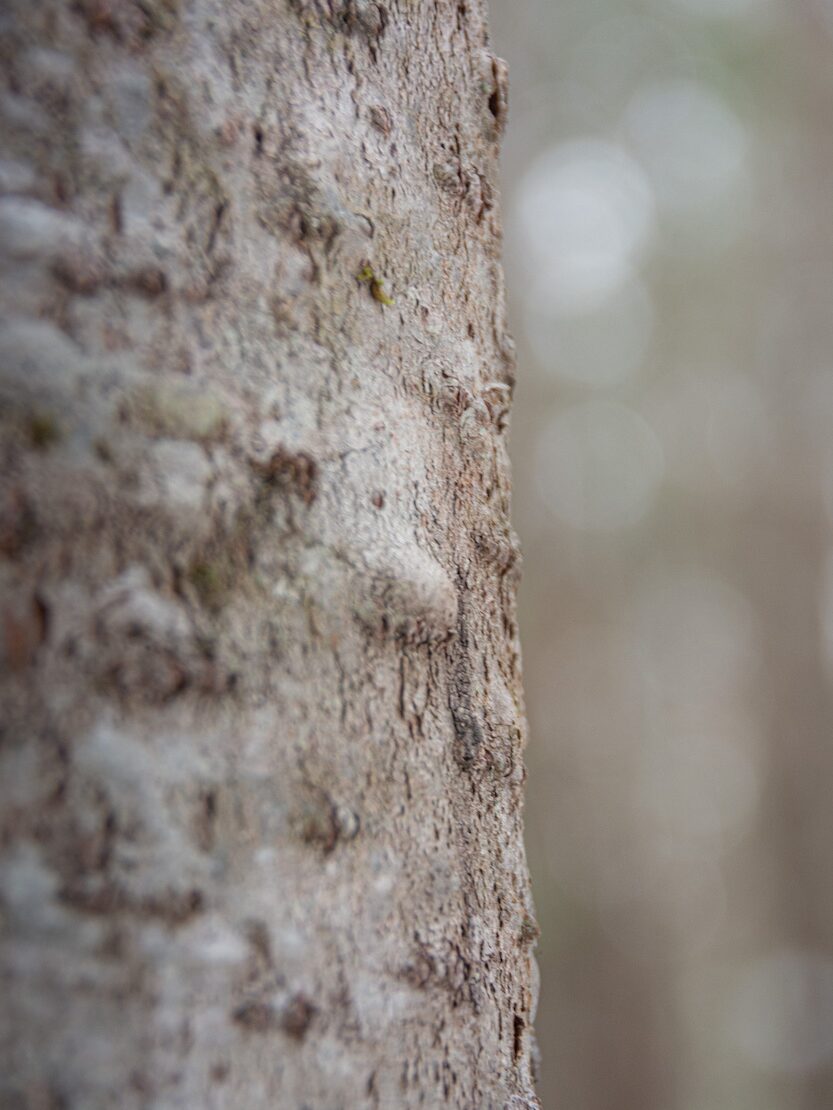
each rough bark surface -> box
[0,1,538,1106]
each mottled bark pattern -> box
[0,0,538,1106]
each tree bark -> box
[0,1,538,1106]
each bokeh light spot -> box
[631,569,762,703]
[727,950,833,1073]
[625,80,748,216]
[525,276,654,387]
[535,400,664,531]
[514,139,655,311]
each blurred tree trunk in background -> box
[0,1,539,1106]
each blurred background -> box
[488,0,833,1107]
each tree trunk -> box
[0,1,538,1106]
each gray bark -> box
[0,1,538,1106]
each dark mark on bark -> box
[250,446,318,504]
[233,1000,277,1032]
[281,992,316,1039]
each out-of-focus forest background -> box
[489,0,833,1107]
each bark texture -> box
[0,1,538,1106]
